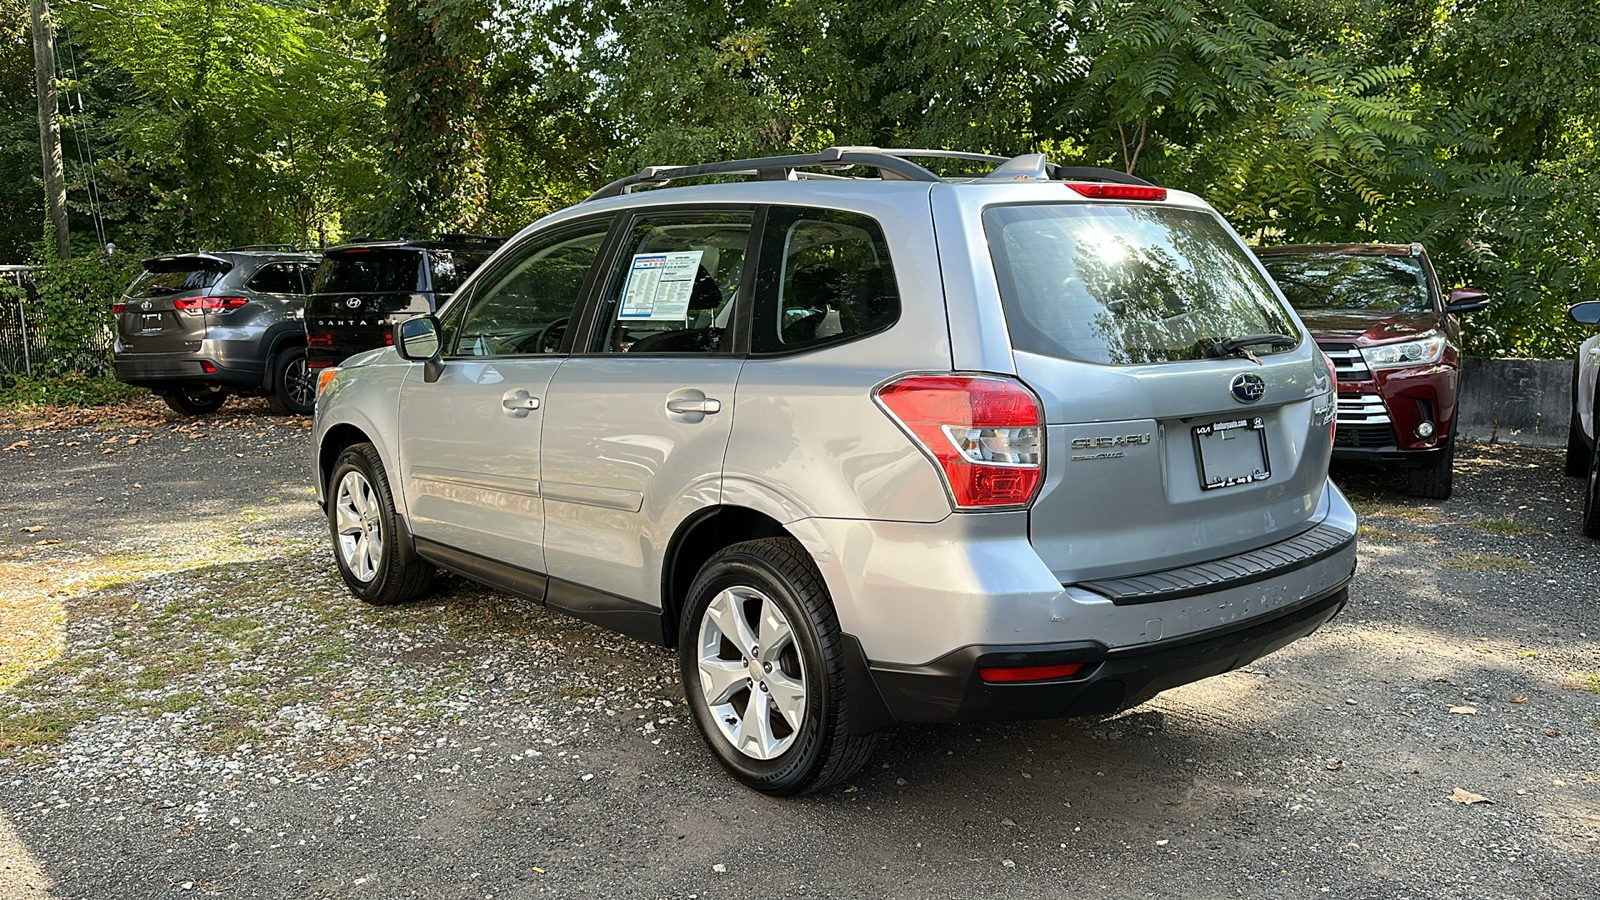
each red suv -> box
[1255,243,1489,499]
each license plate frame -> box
[141,312,163,331]
[1192,416,1271,491]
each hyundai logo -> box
[344,296,363,309]
[1230,373,1266,404]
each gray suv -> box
[313,149,1358,795]
[114,249,321,415]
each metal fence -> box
[0,290,114,379]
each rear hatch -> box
[979,201,1333,583]
[117,255,233,354]
[305,248,428,363]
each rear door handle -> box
[502,389,540,417]
[665,398,721,414]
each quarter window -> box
[752,208,900,354]
[245,263,307,294]
[452,223,611,357]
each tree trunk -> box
[30,0,69,259]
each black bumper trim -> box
[861,583,1350,725]
[1078,522,1355,606]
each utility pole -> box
[30,0,70,260]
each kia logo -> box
[1230,373,1266,404]
[344,297,363,309]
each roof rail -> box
[217,244,300,253]
[430,233,508,245]
[584,147,1159,201]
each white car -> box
[1567,301,1600,535]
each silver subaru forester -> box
[313,148,1357,796]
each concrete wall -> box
[1456,357,1572,448]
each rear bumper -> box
[855,583,1348,725]
[114,356,262,390]
[1332,442,1450,466]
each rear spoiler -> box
[141,253,234,272]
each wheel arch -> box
[661,505,792,648]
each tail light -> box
[1066,183,1167,202]
[382,331,394,346]
[111,302,125,314]
[173,296,250,314]
[307,333,334,347]
[875,374,1043,509]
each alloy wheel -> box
[334,470,383,582]
[695,585,808,760]
[284,357,315,409]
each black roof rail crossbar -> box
[218,243,298,252]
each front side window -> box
[313,249,423,294]
[985,204,1300,365]
[752,207,900,353]
[588,212,753,354]
[1257,252,1434,313]
[452,222,610,358]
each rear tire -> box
[327,442,434,604]
[1407,435,1455,500]
[267,346,315,416]
[162,386,228,416]
[679,537,876,796]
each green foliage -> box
[16,252,141,379]
[0,373,140,408]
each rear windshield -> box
[427,249,493,294]
[984,204,1299,365]
[1257,252,1433,312]
[313,249,424,294]
[130,263,229,298]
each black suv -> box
[113,249,321,415]
[304,236,503,371]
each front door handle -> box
[665,397,721,415]
[501,389,540,418]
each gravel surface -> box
[1,395,1597,898]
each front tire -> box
[1583,431,1600,539]
[327,443,434,604]
[679,537,875,796]
[268,346,315,416]
[162,386,228,416]
[1407,435,1455,500]
[1566,365,1590,478]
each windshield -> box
[1257,252,1433,312]
[984,204,1299,365]
[313,249,423,294]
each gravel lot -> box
[1,395,1597,899]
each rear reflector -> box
[979,663,1084,683]
[199,361,216,374]
[308,360,333,370]
[875,374,1043,509]
[1066,183,1168,202]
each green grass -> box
[1349,498,1443,523]
[1562,673,1600,694]
[1442,553,1533,572]
[1472,517,1544,536]
[1357,525,1438,544]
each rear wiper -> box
[1206,333,1297,362]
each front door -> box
[397,218,613,575]
[539,209,755,611]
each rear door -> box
[397,218,613,574]
[972,200,1333,583]
[537,208,753,610]
[117,256,231,354]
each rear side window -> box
[752,207,900,354]
[312,250,423,293]
[1257,253,1434,312]
[984,204,1299,366]
[131,263,229,298]
[427,250,493,295]
[245,263,307,294]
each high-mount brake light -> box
[979,663,1084,683]
[173,296,249,313]
[875,375,1043,509]
[1066,183,1167,202]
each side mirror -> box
[1571,301,1600,326]
[395,315,445,383]
[1445,288,1490,314]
